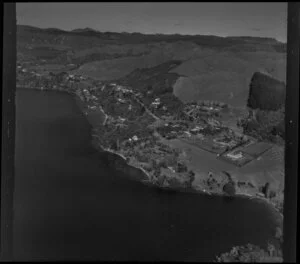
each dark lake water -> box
[14,89,281,261]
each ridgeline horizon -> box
[17,24,286,44]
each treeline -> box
[242,72,285,143]
[247,72,286,111]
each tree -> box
[262,182,270,198]
[223,181,236,196]
[188,170,195,187]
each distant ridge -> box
[226,36,284,44]
[16,24,286,44]
[71,27,99,33]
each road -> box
[131,94,161,121]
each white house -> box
[118,117,126,123]
[191,126,203,133]
[132,135,138,141]
[184,131,191,137]
[167,166,176,173]
[117,98,126,103]
[226,151,243,160]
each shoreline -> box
[17,86,284,220]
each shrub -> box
[188,170,195,185]
[216,243,282,263]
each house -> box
[207,118,221,127]
[226,151,243,160]
[151,100,161,108]
[191,126,203,133]
[117,98,126,103]
[167,166,176,173]
[118,116,126,123]
[132,135,139,141]
[184,131,191,137]
[202,106,215,111]
[128,104,132,111]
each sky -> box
[17,2,287,42]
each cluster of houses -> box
[149,98,168,112]
[183,102,225,121]
[128,135,139,143]
[67,74,86,82]
[81,88,98,103]
[150,98,161,109]
[108,83,143,105]
[105,115,128,128]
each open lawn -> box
[160,138,284,193]
[171,51,286,107]
[242,142,273,157]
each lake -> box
[13,89,281,261]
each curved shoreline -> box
[93,139,283,220]
[17,87,283,220]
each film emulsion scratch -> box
[1,2,297,262]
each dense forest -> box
[247,72,286,111]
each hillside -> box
[17,25,286,107]
[247,72,286,111]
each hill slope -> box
[17,25,286,107]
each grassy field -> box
[160,137,284,194]
[242,142,273,157]
[171,51,286,107]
